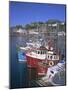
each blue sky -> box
[9,1,66,27]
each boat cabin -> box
[27,47,59,61]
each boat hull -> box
[26,55,59,77]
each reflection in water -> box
[10,36,29,88]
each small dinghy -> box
[18,51,26,62]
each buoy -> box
[49,61,54,66]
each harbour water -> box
[10,36,28,88]
[9,35,66,89]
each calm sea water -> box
[10,35,66,89]
[10,36,29,89]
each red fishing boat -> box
[26,40,60,79]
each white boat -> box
[37,60,65,86]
